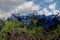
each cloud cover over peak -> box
[0,0,60,19]
[11,1,40,15]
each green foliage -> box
[1,21,21,33]
[57,24,60,33]
[0,20,60,40]
[0,21,21,40]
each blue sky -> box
[27,0,60,10]
[0,0,60,19]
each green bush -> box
[0,20,60,40]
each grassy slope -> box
[0,21,60,40]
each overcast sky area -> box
[0,0,60,19]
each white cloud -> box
[38,8,60,16]
[45,0,54,3]
[0,0,59,19]
[11,1,40,15]
[41,8,52,16]
[0,10,10,19]
[0,0,26,19]
[0,0,26,2]
[0,1,40,19]
[52,10,59,15]
[49,3,60,15]
[49,3,56,10]
[0,0,13,1]
[43,8,51,15]
[37,8,52,16]
[0,0,26,12]
[11,2,59,16]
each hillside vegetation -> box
[0,20,60,40]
